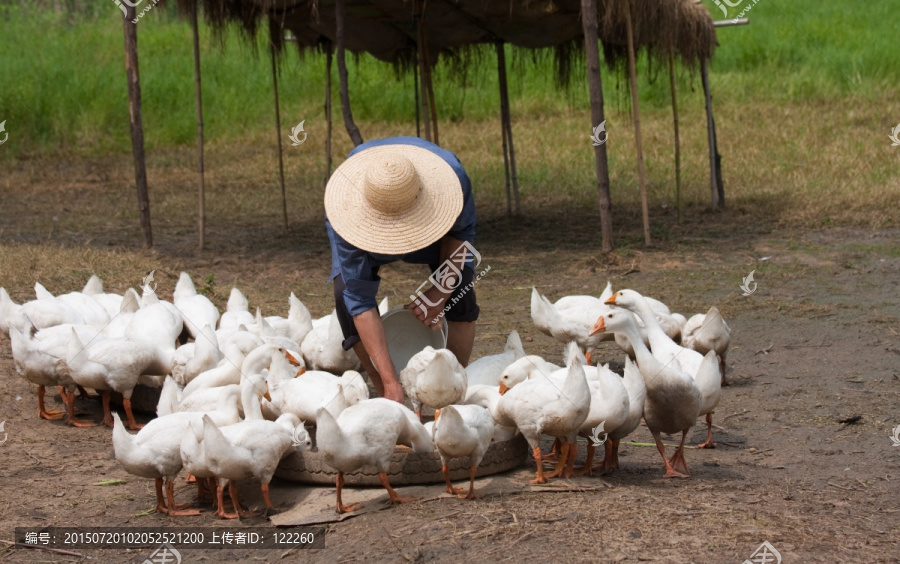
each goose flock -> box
[1,273,732,517]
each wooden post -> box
[668,52,681,223]
[336,0,363,146]
[624,4,651,246]
[324,41,333,187]
[415,1,431,142]
[413,51,421,138]
[701,58,723,209]
[190,3,206,249]
[580,0,614,253]
[498,46,512,216]
[422,30,439,145]
[496,42,520,216]
[270,43,288,230]
[122,5,152,248]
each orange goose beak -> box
[589,317,606,336]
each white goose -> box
[0,287,23,337]
[606,289,721,449]
[598,357,647,472]
[461,385,518,442]
[315,398,432,513]
[495,343,591,483]
[399,347,467,419]
[260,292,314,347]
[219,288,255,331]
[9,320,85,425]
[531,287,612,364]
[80,275,124,319]
[36,282,110,328]
[187,412,309,519]
[432,404,494,499]
[498,355,561,394]
[171,324,223,386]
[58,328,167,429]
[111,390,241,516]
[181,343,298,397]
[682,306,732,385]
[126,286,183,373]
[270,362,367,424]
[300,309,359,373]
[590,310,705,478]
[101,288,141,340]
[173,272,220,340]
[465,330,525,387]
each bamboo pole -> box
[624,4,651,246]
[190,3,205,249]
[580,0,614,253]
[668,52,681,223]
[122,5,152,248]
[496,42,519,215]
[270,43,288,230]
[336,0,363,146]
[701,58,722,209]
[324,41,333,187]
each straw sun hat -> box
[325,144,463,255]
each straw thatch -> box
[169,0,716,73]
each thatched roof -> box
[174,0,716,70]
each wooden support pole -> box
[422,30,439,146]
[580,0,614,253]
[413,50,421,138]
[498,47,512,216]
[190,3,206,250]
[496,42,519,216]
[668,52,681,223]
[624,4,651,246]
[270,43,288,230]
[701,58,723,209]
[336,0,363,146]
[122,6,152,248]
[415,1,431,142]
[324,41,333,187]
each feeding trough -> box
[275,425,528,486]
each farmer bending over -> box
[325,136,479,404]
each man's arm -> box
[352,308,404,403]
[404,235,470,329]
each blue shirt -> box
[326,137,477,317]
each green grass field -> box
[1,1,899,229]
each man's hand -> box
[404,284,446,331]
[382,380,405,403]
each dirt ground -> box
[1,170,899,563]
